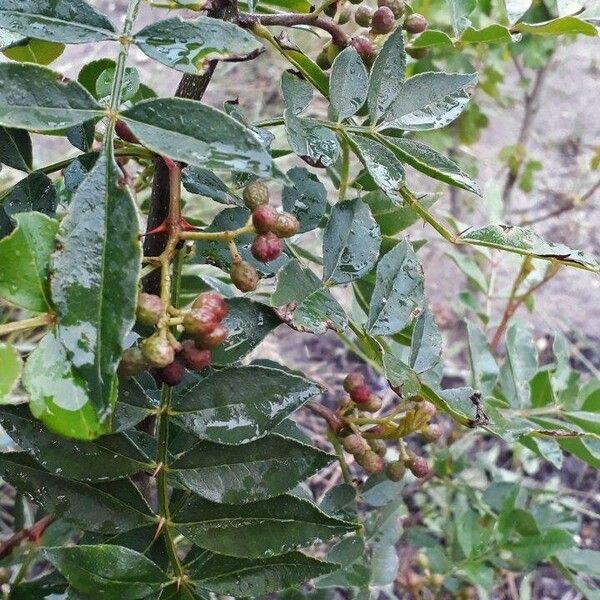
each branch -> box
[0,515,54,561]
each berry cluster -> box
[230,180,299,293]
[333,371,442,481]
[118,291,228,387]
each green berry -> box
[338,5,352,24]
[136,293,162,327]
[273,212,300,238]
[243,180,269,210]
[141,334,175,369]
[325,42,342,64]
[362,394,382,413]
[385,460,405,481]
[369,438,387,457]
[354,5,373,27]
[422,423,443,442]
[231,260,260,292]
[342,433,367,455]
[404,13,427,34]
[118,346,147,377]
[358,450,384,473]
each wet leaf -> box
[458,224,600,272]
[281,166,327,233]
[514,15,597,35]
[182,166,240,205]
[170,365,320,444]
[281,70,313,116]
[2,37,64,64]
[410,308,442,380]
[0,0,116,43]
[134,16,262,74]
[0,127,31,171]
[367,239,425,335]
[272,260,347,334]
[113,373,160,432]
[460,24,513,43]
[350,134,405,204]
[0,452,153,533]
[121,98,273,176]
[173,493,355,558]
[466,321,499,396]
[211,298,280,365]
[329,47,368,121]
[504,0,532,23]
[367,29,406,123]
[314,535,370,589]
[410,29,453,48]
[0,404,153,481]
[188,550,337,596]
[422,384,485,427]
[0,63,102,131]
[2,171,57,218]
[384,137,480,195]
[284,110,340,168]
[381,71,477,131]
[51,152,141,426]
[169,433,333,504]
[45,545,169,600]
[0,212,57,312]
[95,65,139,103]
[446,0,476,35]
[323,197,380,285]
[0,343,21,402]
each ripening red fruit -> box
[354,5,373,27]
[192,291,227,321]
[180,340,211,371]
[422,423,443,442]
[118,347,147,377]
[251,232,282,263]
[156,359,185,386]
[371,6,395,34]
[419,400,437,419]
[343,371,365,392]
[403,13,428,34]
[231,260,259,292]
[141,334,175,368]
[183,307,219,339]
[196,324,228,349]
[252,205,279,234]
[408,455,430,478]
[273,212,300,238]
[378,0,405,18]
[358,450,384,473]
[136,293,162,327]
[350,35,376,64]
[243,180,270,210]
[350,384,371,404]
[342,433,367,455]
[369,438,387,457]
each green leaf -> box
[95,66,139,103]
[2,38,64,64]
[322,197,380,285]
[366,239,425,335]
[410,29,453,48]
[281,70,313,116]
[384,137,480,195]
[410,308,442,380]
[170,365,320,444]
[513,16,597,36]
[182,166,240,206]
[113,373,160,432]
[0,404,153,481]
[0,127,31,171]
[284,49,329,98]
[121,98,273,176]
[369,499,405,586]
[504,0,532,23]
[169,433,333,504]
[284,110,340,168]
[0,0,116,43]
[367,29,406,124]
[272,260,347,334]
[51,152,141,426]
[2,171,57,218]
[458,224,600,272]
[281,167,327,233]
[460,24,513,43]
[329,47,368,121]
[382,72,477,131]
[382,347,421,399]
[22,332,105,439]
[349,134,405,204]
[0,212,57,312]
[173,493,355,558]
[556,548,600,579]
[134,16,262,74]
[422,384,486,427]
[446,0,476,35]
[509,529,574,563]
[188,551,338,596]
[0,63,102,131]
[466,321,498,396]
[0,453,153,533]
[0,343,21,402]
[44,545,169,600]
[211,298,280,365]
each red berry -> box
[252,205,279,234]
[183,307,219,338]
[350,385,371,404]
[273,212,300,238]
[408,455,430,478]
[342,433,367,455]
[243,180,269,210]
[192,291,227,321]
[371,6,395,34]
[404,13,427,34]
[180,340,211,371]
[378,0,405,18]
[419,400,437,419]
[156,359,185,387]
[141,334,175,368]
[343,372,365,392]
[231,260,259,292]
[350,35,376,66]
[251,232,282,263]
[136,293,162,327]
[196,324,228,349]
[358,450,384,474]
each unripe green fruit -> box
[181,339,211,371]
[136,293,162,327]
[343,371,365,392]
[324,1,338,17]
[273,212,300,238]
[371,6,395,34]
[183,307,219,338]
[118,346,147,377]
[156,359,184,387]
[362,394,382,413]
[385,460,405,481]
[377,0,405,18]
[243,180,269,210]
[231,260,260,292]
[192,291,227,321]
[195,323,228,349]
[251,232,282,263]
[430,573,444,588]
[342,433,367,455]
[350,384,371,404]
[416,553,429,570]
[354,5,373,27]
[338,5,352,24]
[403,13,427,34]
[358,450,384,473]
[141,334,175,369]
[369,438,387,457]
[252,205,279,234]
[348,0,362,5]
[325,42,342,64]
